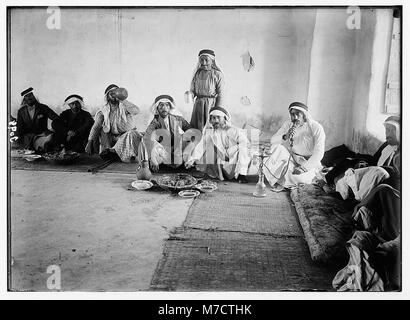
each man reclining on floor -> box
[324,116,400,190]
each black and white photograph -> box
[3,0,407,299]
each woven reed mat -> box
[11,154,207,175]
[150,228,338,291]
[184,182,302,236]
[11,154,106,172]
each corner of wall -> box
[345,8,391,154]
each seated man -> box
[85,84,143,162]
[144,94,194,171]
[185,106,250,182]
[325,116,400,190]
[51,94,94,152]
[16,87,59,152]
[263,102,326,191]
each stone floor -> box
[10,169,192,291]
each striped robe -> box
[88,100,141,162]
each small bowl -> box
[131,180,153,191]
[23,154,42,162]
[178,189,200,198]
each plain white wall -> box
[10,8,312,132]
[346,9,395,154]
[307,9,356,150]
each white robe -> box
[188,125,251,180]
[263,118,326,188]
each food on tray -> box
[42,149,80,164]
[43,150,79,161]
[157,174,197,190]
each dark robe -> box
[354,184,400,242]
[352,186,401,290]
[51,109,94,152]
[16,102,59,150]
[325,142,400,189]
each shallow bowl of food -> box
[42,151,80,165]
[195,179,218,192]
[156,173,197,191]
[196,184,218,193]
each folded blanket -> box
[335,166,389,201]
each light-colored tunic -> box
[188,125,251,180]
[88,100,141,162]
[144,114,194,167]
[190,69,225,131]
[263,119,326,188]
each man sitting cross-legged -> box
[185,106,251,183]
[144,94,195,172]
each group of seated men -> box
[15,85,400,193]
[16,88,94,154]
[15,85,328,188]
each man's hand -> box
[85,140,94,156]
[67,130,76,142]
[287,125,297,138]
[292,165,307,175]
[261,142,272,154]
[108,90,119,102]
[150,160,159,172]
[376,237,400,258]
[185,159,195,169]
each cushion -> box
[290,184,357,263]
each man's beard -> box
[212,123,226,130]
[387,137,399,146]
[107,95,118,104]
[24,99,36,107]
